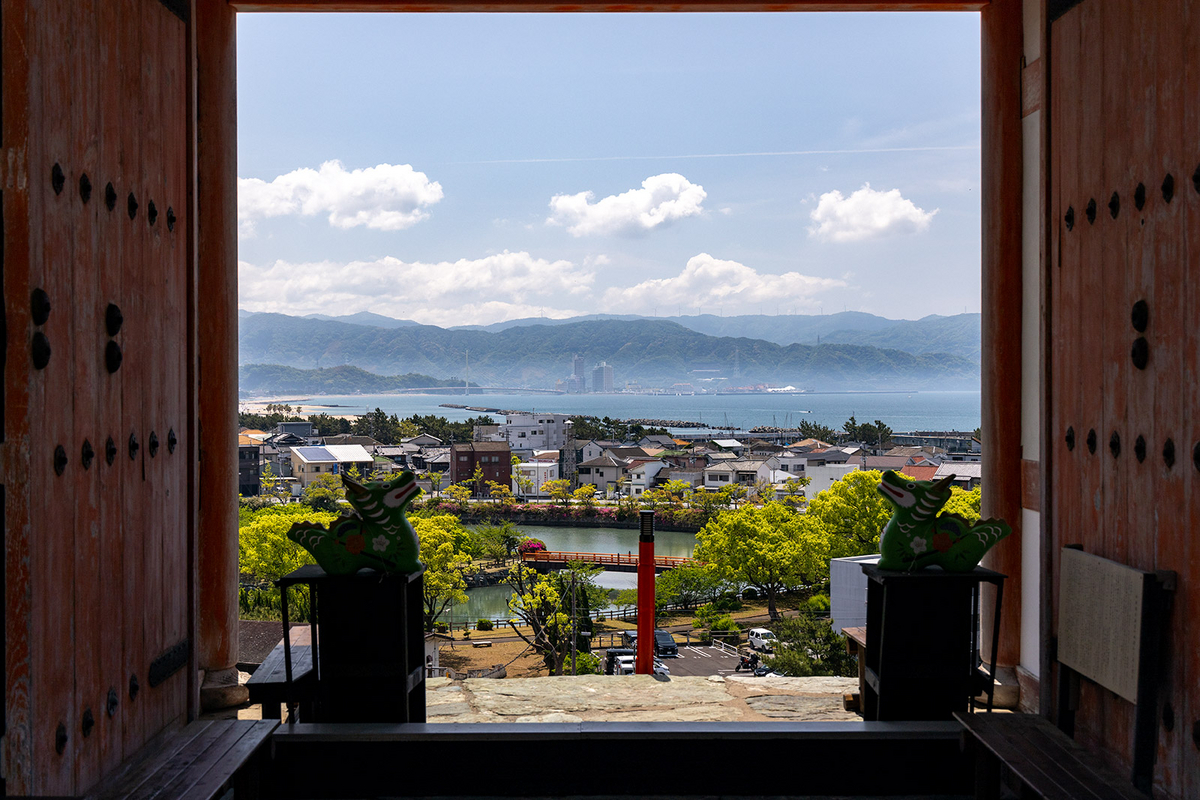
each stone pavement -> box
[425,674,860,723]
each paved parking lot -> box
[601,645,743,677]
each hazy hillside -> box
[238,313,980,391]
[238,364,465,396]
[408,310,979,361]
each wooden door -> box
[2,0,193,794]
[1049,0,1199,796]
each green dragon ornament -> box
[287,471,423,575]
[876,470,1011,572]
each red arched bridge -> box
[520,550,694,574]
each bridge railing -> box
[520,550,693,569]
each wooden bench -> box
[841,625,867,713]
[245,641,314,717]
[957,546,1174,798]
[84,719,278,800]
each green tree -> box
[413,516,471,631]
[804,470,891,560]
[573,484,597,510]
[694,502,829,619]
[486,480,514,507]
[352,407,406,444]
[301,472,345,512]
[941,485,982,523]
[443,483,471,512]
[544,478,573,506]
[476,521,522,564]
[428,471,442,498]
[259,462,291,503]
[307,412,352,436]
[657,479,694,508]
[780,476,811,509]
[768,615,857,677]
[504,563,573,675]
[470,464,486,497]
[796,420,838,444]
[657,562,727,608]
[748,477,774,506]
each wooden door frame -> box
[188,0,1027,701]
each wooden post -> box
[194,0,245,708]
[636,511,655,674]
[980,0,1025,669]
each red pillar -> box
[979,0,1025,669]
[195,0,246,710]
[636,511,655,674]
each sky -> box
[236,12,981,329]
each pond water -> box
[446,524,698,627]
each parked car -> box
[654,629,679,657]
[603,648,635,675]
[621,631,637,649]
[613,655,670,676]
[748,627,777,652]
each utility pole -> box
[465,349,470,396]
[570,571,578,676]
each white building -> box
[624,459,668,496]
[512,460,560,499]
[804,463,861,498]
[500,413,572,455]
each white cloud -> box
[238,160,443,237]
[546,173,706,237]
[808,183,937,242]
[602,253,844,314]
[238,251,592,327]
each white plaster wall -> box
[1019,0,1044,680]
[1021,508,1041,676]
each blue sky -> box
[237,12,981,328]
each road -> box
[599,643,744,677]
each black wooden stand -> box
[277,565,426,723]
[860,564,1005,721]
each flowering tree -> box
[504,563,571,674]
[544,478,573,506]
[414,515,471,631]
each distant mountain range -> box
[241,309,980,363]
[238,311,981,392]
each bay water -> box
[257,389,981,434]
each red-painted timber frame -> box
[207,0,1026,671]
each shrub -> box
[769,615,856,677]
[740,586,759,601]
[435,622,449,633]
[711,592,743,612]
[573,652,602,675]
[805,593,831,614]
[476,618,493,631]
[517,538,546,553]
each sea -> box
[263,389,981,434]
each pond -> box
[446,524,698,627]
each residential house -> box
[729,456,779,487]
[898,465,940,482]
[403,433,443,448]
[449,442,512,496]
[512,460,561,499]
[624,458,668,496]
[289,444,374,489]
[889,431,982,460]
[702,462,736,492]
[321,434,383,450]
[709,438,744,457]
[805,463,861,497]
[576,454,627,495]
[863,455,915,472]
[238,434,261,496]
[775,452,808,477]
[637,434,677,449]
[934,462,982,490]
[500,413,572,458]
[579,439,621,463]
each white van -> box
[614,655,671,676]
[748,628,777,652]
